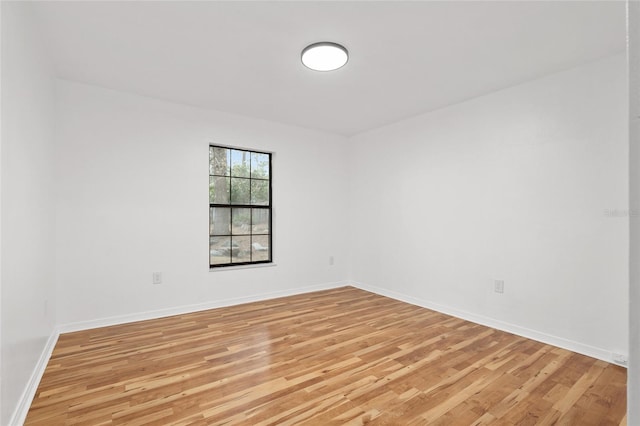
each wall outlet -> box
[612,353,628,366]
[329,256,334,266]
[494,280,504,294]
[152,272,162,285]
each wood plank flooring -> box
[26,287,627,425]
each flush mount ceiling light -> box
[301,42,348,72]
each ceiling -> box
[32,1,626,136]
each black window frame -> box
[209,145,272,268]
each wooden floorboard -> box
[26,287,627,425]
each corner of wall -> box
[8,331,59,426]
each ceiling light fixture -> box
[301,42,348,72]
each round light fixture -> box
[301,42,348,72]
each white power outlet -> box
[494,280,504,294]
[152,272,162,285]
[612,353,628,366]
[329,256,334,266]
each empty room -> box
[2,1,639,425]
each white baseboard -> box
[9,330,60,426]
[58,281,349,333]
[350,281,624,367]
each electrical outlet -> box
[329,256,334,266]
[494,280,504,294]
[152,272,162,285]
[612,353,628,366]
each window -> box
[209,145,272,268]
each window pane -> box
[210,176,230,204]
[251,180,269,205]
[252,235,270,262]
[210,147,230,176]
[210,207,230,236]
[209,146,213,175]
[210,236,231,265]
[231,178,250,204]
[232,208,251,235]
[231,236,251,263]
[211,236,239,260]
[230,149,251,178]
[252,208,269,234]
[251,152,269,179]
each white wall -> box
[628,0,639,422]
[1,2,57,425]
[54,80,350,327]
[349,54,628,361]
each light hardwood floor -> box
[26,287,626,425]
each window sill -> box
[209,262,277,272]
